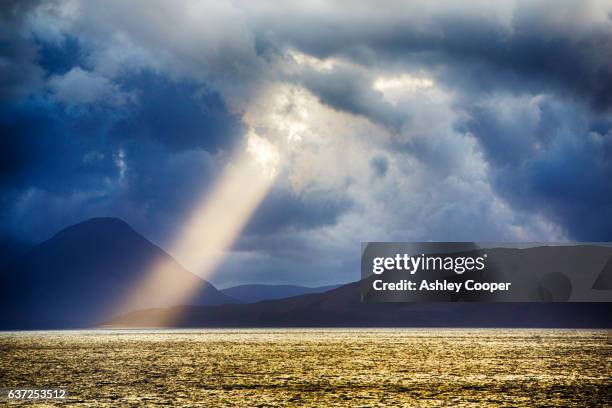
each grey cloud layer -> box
[246,0,612,111]
[1,0,611,286]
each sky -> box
[1,0,611,288]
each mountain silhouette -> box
[0,217,233,329]
[106,279,612,328]
[106,245,612,328]
[220,284,341,303]
[3,220,611,330]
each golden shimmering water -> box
[0,329,610,406]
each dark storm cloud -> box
[2,0,612,286]
[0,94,221,243]
[0,0,355,281]
[370,155,388,178]
[0,1,45,101]
[0,70,240,245]
[243,188,352,236]
[513,133,612,241]
[0,100,117,193]
[0,0,40,21]
[438,15,612,112]
[462,97,612,240]
[1,70,239,196]
[254,2,612,112]
[36,35,86,76]
[245,1,612,243]
[111,72,244,152]
[296,66,406,131]
[459,103,545,167]
[0,98,121,242]
[0,38,44,101]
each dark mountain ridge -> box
[3,219,611,329]
[106,245,612,328]
[220,283,342,303]
[105,280,612,328]
[0,217,233,329]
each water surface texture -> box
[1,329,610,406]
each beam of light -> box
[115,130,279,326]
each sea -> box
[1,328,610,406]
